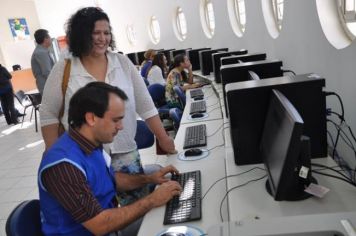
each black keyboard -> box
[183,124,207,149]
[190,89,204,98]
[190,101,206,114]
[163,170,202,225]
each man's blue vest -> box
[38,133,116,236]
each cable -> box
[312,170,356,187]
[311,163,353,182]
[219,175,267,222]
[202,167,266,199]
[207,143,225,152]
[282,69,296,76]
[324,91,345,121]
[207,106,222,114]
[207,123,224,137]
[206,101,220,108]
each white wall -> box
[0,0,41,69]
[6,0,356,168]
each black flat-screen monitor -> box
[170,49,187,62]
[261,89,317,201]
[199,48,229,75]
[221,59,283,117]
[225,74,327,165]
[248,70,260,80]
[212,50,248,83]
[126,53,138,65]
[187,48,211,71]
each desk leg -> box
[34,109,38,132]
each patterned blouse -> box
[165,70,184,108]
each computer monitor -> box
[225,74,327,165]
[221,53,267,65]
[260,89,317,201]
[221,59,283,117]
[136,51,146,65]
[187,48,211,71]
[199,48,229,75]
[212,50,248,83]
[126,53,138,65]
[248,70,260,80]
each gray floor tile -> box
[0,219,6,236]
[14,176,38,188]
[0,202,19,220]
[0,187,34,203]
[0,177,22,190]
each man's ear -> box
[85,112,96,127]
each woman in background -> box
[147,53,168,86]
[165,54,200,108]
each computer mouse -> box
[191,113,204,118]
[161,232,186,236]
[184,148,203,157]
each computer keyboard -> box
[190,101,207,114]
[163,170,202,225]
[183,124,207,149]
[190,89,204,98]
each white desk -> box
[223,126,356,222]
[180,85,222,125]
[138,119,228,236]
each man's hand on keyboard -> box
[149,181,182,207]
[149,165,179,184]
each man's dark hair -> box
[34,29,49,44]
[65,7,116,57]
[68,82,128,128]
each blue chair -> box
[148,84,170,118]
[135,120,154,149]
[169,108,183,131]
[173,86,186,108]
[6,199,43,236]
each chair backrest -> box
[6,199,43,236]
[173,86,186,108]
[169,108,183,131]
[28,93,42,107]
[135,120,154,149]
[148,84,167,107]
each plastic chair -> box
[147,84,170,118]
[13,90,33,125]
[135,120,154,149]
[5,199,43,236]
[169,108,183,131]
[173,86,186,108]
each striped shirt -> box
[41,128,106,223]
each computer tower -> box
[221,60,283,117]
[226,74,327,165]
[212,50,248,83]
[199,48,229,76]
[187,48,211,71]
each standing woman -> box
[165,54,200,108]
[147,53,168,86]
[40,7,176,206]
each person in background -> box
[140,49,156,79]
[0,64,18,125]
[31,29,54,96]
[38,82,181,236]
[147,53,168,86]
[165,54,200,108]
[40,7,176,206]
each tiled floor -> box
[0,112,166,235]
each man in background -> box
[31,29,54,95]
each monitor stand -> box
[266,136,318,201]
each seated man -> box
[38,82,181,236]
